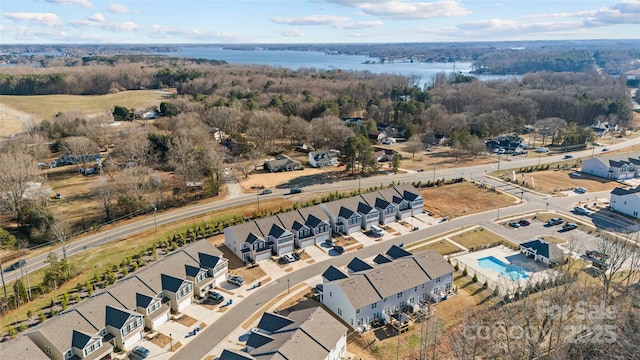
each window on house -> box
[414,287,418,291]
[397,292,402,298]
[338,308,342,315]
[436,277,441,282]
[45,346,52,355]
[356,309,360,314]
[371,303,377,309]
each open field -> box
[452,227,515,250]
[518,169,623,194]
[0,90,174,122]
[420,181,516,218]
[411,239,462,255]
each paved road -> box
[11,135,640,277]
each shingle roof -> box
[108,276,157,310]
[27,310,98,353]
[520,239,563,260]
[386,245,412,259]
[71,329,98,350]
[219,349,256,360]
[296,206,330,226]
[347,257,374,273]
[393,184,421,201]
[373,254,392,264]
[611,186,640,196]
[275,210,306,231]
[105,305,141,329]
[246,332,275,349]
[256,312,294,333]
[227,221,266,246]
[0,336,49,359]
[322,265,348,281]
[161,273,188,293]
[198,252,223,269]
[70,292,127,329]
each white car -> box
[228,275,245,286]
[282,254,296,263]
[573,206,589,215]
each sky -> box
[1,0,639,44]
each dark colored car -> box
[546,218,564,226]
[259,189,273,195]
[518,219,530,226]
[334,245,345,254]
[207,290,224,303]
[508,221,520,228]
[130,346,150,359]
[5,260,26,272]
[563,154,573,159]
[289,187,303,194]
[562,223,578,231]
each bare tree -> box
[62,136,100,173]
[93,176,118,221]
[49,216,72,278]
[0,151,43,217]
[595,235,638,302]
[404,134,424,159]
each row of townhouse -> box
[224,184,424,263]
[219,306,348,360]
[1,241,228,360]
[320,245,454,330]
[581,153,640,180]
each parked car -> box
[4,260,26,272]
[289,187,302,194]
[259,189,273,195]
[586,249,608,259]
[228,275,245,286]
[562,223,578,231]
[574,187,587,194]
[282,254,296,263]
[333,245,345,254]
[573,206,590,215]
[563,154,574,159]
[508,221,521,228]
[546,218,564,226]
[207,290,224,303]
[518,219,531,226]
[130,346,150,359]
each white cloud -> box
[45,0,93,8]
[4,12,63,27]
[340,20,384,29]
[108,3,136,14]
[88,13,105,22]
[271,15,350,26]
[326,0,470,19]
[275,28,306,37]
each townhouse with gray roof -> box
[106,276,170,331]
[219,306,347,360]
[180,239,229,289]
[26,310,113,360]
[321,246,453,329]
[224,184,424,262]
[0,336,50,360]
[581,153,640,180]
[62,291,144,351]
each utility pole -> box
[152,204,158,231]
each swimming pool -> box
[477,256,529,281]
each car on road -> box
[518,219,531,226]
[282,254,296,263]
[207,290,224,303]
[333,245,345,254]
[228,275,245,286]
[546,218,564,226]
[563,154,574,159]
[602,148,609,152]
[4,260,26,272]
[573,206,590,215]
[289,187,302,194]
[130,346,150,359]
[416,169,424,172]
[562,223,578,231]
[574,187,587,194]
[259,189,273,195]
[508,221,521,228]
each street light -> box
[152,204,158,232]
[170,333,173,351]
[358,175,361,194]
[287,279,290,294]
[257,189,260,212]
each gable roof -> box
[322,265,348,281]
[520,239,563,260]
[27,310,98,353]
[71,329,97,350]
[198,252,224,269]
[69,291,127,329]
[386,245,412,259]
[392,184,421,201]
[373,254,393,264]
[256,312,295,333]
[0,336,49,360]
[322,198,359,219]
[219,349,257,360]
[296,206,330,226]
[105,305,141,329]
[107,276,157,310]
[227,221,266,246]
[611,186,640,196]
[347,257,374,273]
[161,273,190,293]
[275,210,306,232]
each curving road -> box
[13,135,640,277]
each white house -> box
[219,306,347,360]
[581,154,640,180]
[321,198,364,235]
[610,186,640,218]
[321,246,454,329]
[308,150,339,168]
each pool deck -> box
[452,246,553,294]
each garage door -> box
[177,296,192,312]
[152,311,169,330]
[123,330,143,350]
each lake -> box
[160,47,515,86]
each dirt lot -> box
[518,169,624,194]
[419,182,516,218]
